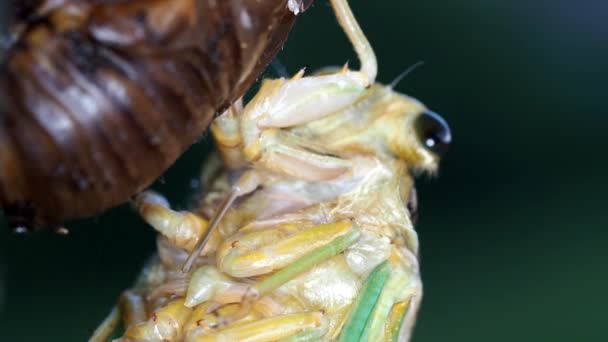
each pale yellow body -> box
[91,0,447,341]
[115,149,423,341]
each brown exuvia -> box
[0,0,313,231]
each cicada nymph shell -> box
[0,0,313,231]
[92,0,451,341]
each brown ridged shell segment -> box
[0,0,309,228]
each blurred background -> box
[1,0,607,340]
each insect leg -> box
[89,306,120,342]
[89,281,155,340]
[183,221,359,331]
[184,265,250,308]
[235,75,363,181]
[251,223,360,295]
[183,169,262,272]
[184,221,360,306]
[119,290,148,330]
[122,298,193,341]
[329,0,377,83]
[252,129,353,182]
[244,70,369,130]
[135,191,210,252]
[211,99,248,170]
[186,312,326,342]
[215,220,358,278]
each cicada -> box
[92,0,451,341]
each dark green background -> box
[1,1,607,340]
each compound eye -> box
[414,110,452,158]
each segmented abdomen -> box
[0,0,312,228]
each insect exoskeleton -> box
[0,0,313,232]
[92,0,451,341]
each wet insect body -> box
[92,0,451,341]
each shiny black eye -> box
[414,110,452,158]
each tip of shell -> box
[287,0,304,15]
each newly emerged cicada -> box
[93,0,451,341]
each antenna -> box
[390,61,426,88]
